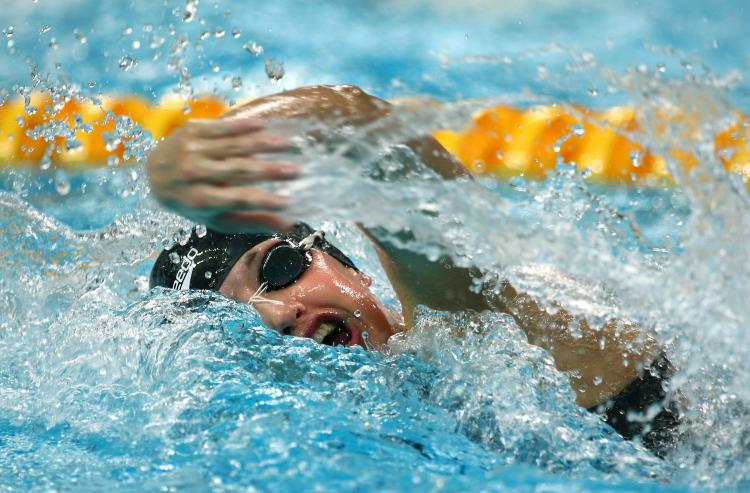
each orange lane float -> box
[0,92,748,184]
[433,104,750,183]
[0,94,227,167]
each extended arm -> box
[366,227,660,408]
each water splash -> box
[0,1,749,491]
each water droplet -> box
[264,58,285,82]
[73,29,87,44]
[143,23,153,33]
[231,76,242,91]
[40,25,51,34]
[204,271,213,279]
[161,236,176,250]
[588,87,598,96]
[243,41,263,56]
[132,40,141,49]
[55,172,71,196]
[553,137,564,153]
[231,29,241,38]
[509,176,527,192]
[593,375,603,386]
[88,81,96,88]
[176,229,191,246]
[48,38,58,50]
[40,154,51,170]
[656,63,666,73]
[195,224,207,238]
[184,0,198,23]
[495,150,503,159]
[353,310,362,318]
[572,123,585,136]
[361,331,375,351]
[169,252,180,264]
[146,34,163,50]
[199,30,210,40]
[118,55,137,71]
[65,138,82,152]
[122,26,133,36]
[630,150,643,167]
[214,29,225,38]
[4,26,14,38]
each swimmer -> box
[146,84,682,457]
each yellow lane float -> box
[433,104,750,183]
[1,93,748,184]
[0,94,226,166]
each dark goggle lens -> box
[261,243,309,290]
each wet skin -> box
[219,238,405,349]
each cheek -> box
[299,276,362,305]
[296,270,375,312]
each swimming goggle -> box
[260,240,313,290]
[258,227,359,291]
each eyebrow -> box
[244,249,261,268]
[243,239,279,271]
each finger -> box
[196,134,290,159]
[184,184,289,211]
[196,159,301,184]
[188,117,266,139]
[211,211,292,233]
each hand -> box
[146,116,300,233]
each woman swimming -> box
[145,84,682,457]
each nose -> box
[258,300,306,335]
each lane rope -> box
[1,93,748,184]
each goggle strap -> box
[297,229,326,252]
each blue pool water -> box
[2,1,750,492]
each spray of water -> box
[1,2,749,490]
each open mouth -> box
[311,320,352,346]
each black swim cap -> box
[149,223,358,291]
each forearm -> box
[499,283,662,408]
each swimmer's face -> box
[220,239,404,349]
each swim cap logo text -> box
[173,247,199,290]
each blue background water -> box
[2,1,750,492]
[1,0,748,105]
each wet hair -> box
[149,223,358,292]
